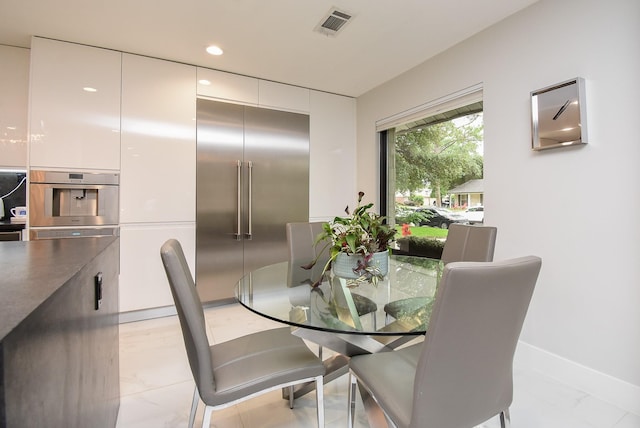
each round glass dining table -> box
[235,254,441,352]
[235,254,442,401]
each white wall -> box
[356,0,640,413]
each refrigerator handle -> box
[246,161,253,240]
[235,160,242,241]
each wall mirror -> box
[531,77,587,151]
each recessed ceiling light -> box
[206,45,223,56]
[83,87,97,92]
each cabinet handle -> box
[235,160,242,241]
[246,161,253,240]
[94,272,103,310]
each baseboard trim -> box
[119,306,178,323]
[515,341,640,416]
[118,300,237,324]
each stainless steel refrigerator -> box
[196,98,310,303]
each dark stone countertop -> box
[0,237,118,341]
[0,220,26,232]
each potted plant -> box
[304,191,396,286]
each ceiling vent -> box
[314,8,353,36]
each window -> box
[377,86,484,237]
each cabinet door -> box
[197,68,259,105]
[29,38,121,170]
[120,54,196,223]
[0,45,29,168]
[259,80,310,113]
[3,239,120,427]
[119,223,195,312]
[309,90,356,219]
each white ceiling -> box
[0,0,538,97]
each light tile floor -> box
[116,304,640,428]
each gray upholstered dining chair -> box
[383,223,497,322]
[348,255,542,428]
[286,222,378,328]
[160,239,325,428]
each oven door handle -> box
[32,183,110,189]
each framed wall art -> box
[531,77,587,151]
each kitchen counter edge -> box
[0,236,119,340]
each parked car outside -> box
[415,206,468,229]
[395,206,428,225]
[465,205,484,224]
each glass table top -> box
[235,254,442,336]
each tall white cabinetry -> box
[196,68,259,105]
[196,67,310,113]
[0,45,29,169]
[259,80,309,113]
[309,90,356,220]
[119,54,196,313]
[29,38,121,171]
[23,37,357,317]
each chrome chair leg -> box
[315,375,325,427]
[500,408,511,428]
[189,386,199,428]
[201,406,213,428]
[289,385,295,409]
[347,373,357,428]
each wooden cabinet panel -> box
[1,238,120,427]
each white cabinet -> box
[29,37,121,171]
[0,46,29,168]
[195,68,310,113]
[196,68,258,105]
[259,80,309,113]
[120,54,196,223]
[119,54,196,314]
[118,223,195,313]
[309,90,356,220]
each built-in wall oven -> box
[29,170,119,240]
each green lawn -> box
[395,225,448,239]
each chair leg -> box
[500,408,511,428]
[289,385,295,409]
[347,373,356,428]
[189,386,199,428]
[315,375,325,427]
[201,406,213,428]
